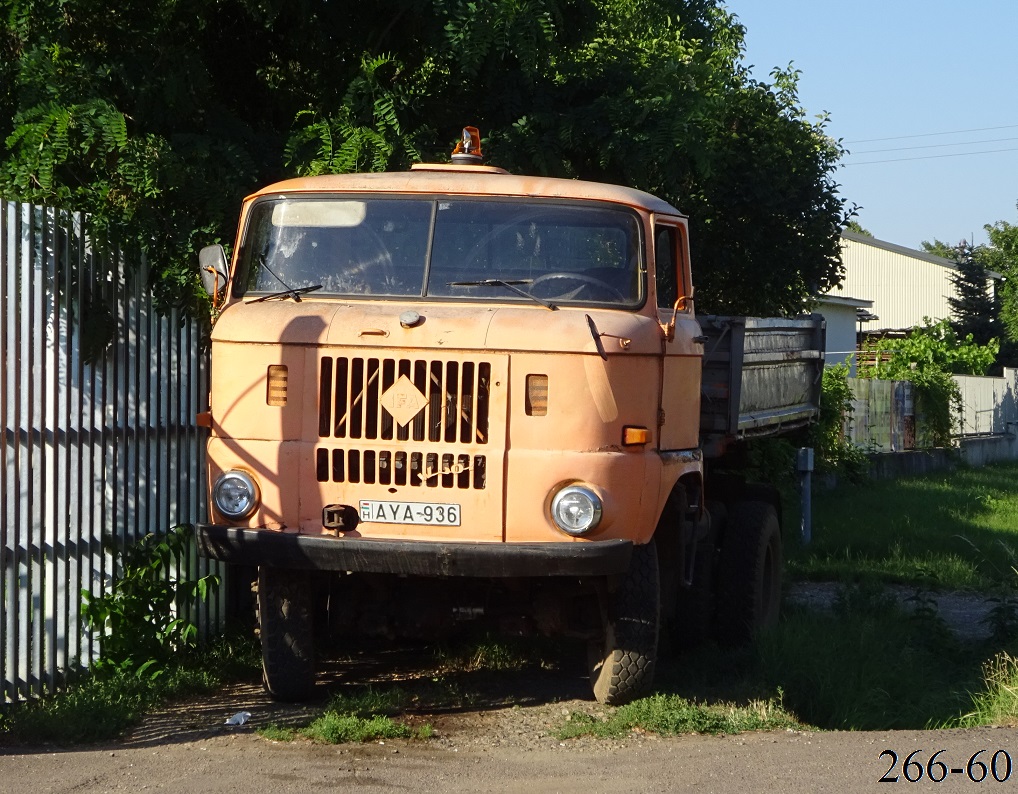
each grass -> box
[955,651,1018,728]
[556,694,800,739]
[259,687,433,744]
[0,631,260,745]
[756,588,978,730]
[432,633,544,672]
[792,461,1018,590]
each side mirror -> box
[199,244,230,302]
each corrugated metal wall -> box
[847,372,1018,451]
[954,370,1018,436]
[847,378,913,452]
[1,200,221,705]
[840,235,956,332]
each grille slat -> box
[320,356,490,446]
[316,448,487,490]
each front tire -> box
[587,539,660,705]
[715,500,782,647]
[258,566,315,701]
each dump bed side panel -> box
[699,315,825,452]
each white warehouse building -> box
[817,230,1001,372]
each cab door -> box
[654,218,702,451]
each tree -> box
[1,0,852,320]
[947,241,1000,347]
[844,220,872,237]
[982,215,1018,347]
[924,230,1017,368]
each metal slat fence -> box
[1,199,220,705]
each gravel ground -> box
[785,581,1001,641]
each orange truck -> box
[196,129,824,705]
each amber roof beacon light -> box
[451,126,483,165]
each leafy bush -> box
[81,524,219,675]
[809,363,869,480]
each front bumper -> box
[196,525,633,578]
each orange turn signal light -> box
[623,426,649,446]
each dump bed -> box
[698,315,825,454]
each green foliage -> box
[858,318,998,447]
[0,668,157,744]
[936,240,1001,348]
[956,651,1018,728]
[81,525,220,675]
[843,220,872,237]
[809,363,869,480]
[1,0,851,319]
[258,724,298,741]
[758,586,973,730]
[434,633,540,672]
[925,222,1018,369]
[983,215,1018,364]
[302,713,417,743]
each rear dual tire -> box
[715,500,782,647]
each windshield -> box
[237,196,643,307]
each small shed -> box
[816,294,874,375]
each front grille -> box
[318,356,491,444]
[315,448,486,490]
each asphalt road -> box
[5,725,1018,793]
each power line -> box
[849,136,1018,155]
[844,147,1018,166]
[845,124,1018,144]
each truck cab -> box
[197,131,819,704]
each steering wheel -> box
[529,272,626,302]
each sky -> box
[732,0,1018,250]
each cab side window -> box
[655,226,678,309]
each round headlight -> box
[213,470,260,519]
[550,485,603,536]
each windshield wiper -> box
[447,279,557,311]
[248,284,323,303]
[246,253,323,302]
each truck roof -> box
[247,167,685,217]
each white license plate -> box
[359,500,461,526]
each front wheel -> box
[587,539,660,705]
[714,500,782,647]
[258,566,315,701]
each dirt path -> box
[4,722,1018,793]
